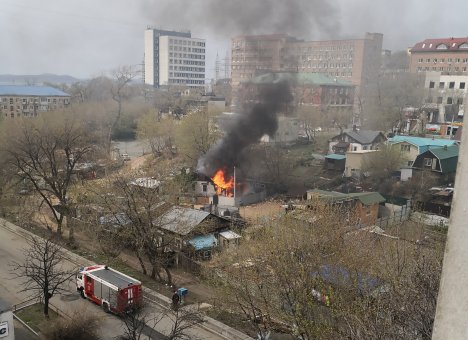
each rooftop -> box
[159,206,211,236]
[411,37,468,53]
[341,129,385,144]
[307,189,386,206]
[389,135,457,154]
[188,234,217,251]
[325,153,346,160]
[428,145,459,160]
[88,266,140,289]
[0,85,70,97]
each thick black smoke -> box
[140,0,341,40]
[197,81,293,177]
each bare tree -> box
[95,172,177,284]
[166,306,205,340]
[1,110,92,241]
[118,303,204,340]
[10,235,75,317]
[118,304,159,340]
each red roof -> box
[411,37,468,52]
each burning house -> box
[196,78,293,208]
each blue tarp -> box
[325,153,346,160]
[188,234,217,251]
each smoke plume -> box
[197,81,293,177]
[140,0,341,40]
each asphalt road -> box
[0,219,235,340]
[0,220,135,339]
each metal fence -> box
[376,205,411,229]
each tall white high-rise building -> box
[144,28,206,88]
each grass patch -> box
[15,303,60,333]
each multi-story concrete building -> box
[409,37,468,74]
[423,72,468,125]
[0,85,70,119]
[231,33,383,96]
[144,28,206,88]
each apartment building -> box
[423,72,468,125]
[231,33,383,95]
[0,85,70,119]
[144,28,206,88]
[409,37,468,74]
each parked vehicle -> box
[121,153,131,161]
[76,265,142,314]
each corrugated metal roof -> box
[325,153,346,160]
[219,230,241,240]
[307,189,385,206]
[248,72,354,87]
[159,206,211,236]
[342,130,385,144]
[188,234,217,251]
[0,85,70,96]
[347,192,386,206]
[429,145,459,160]
[389,135,457,154]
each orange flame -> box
[211,169,234,197]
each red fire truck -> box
[76,265,142,314]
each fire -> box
[211,169,234,197]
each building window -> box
[401,144,411,152]
[439,82,445,89]
[460,82,466,89]
[429,81,435,88]
[424,158,433,167]
[459,43,468,49]
[447,97,453,104]
[437,97,443,104]
[449,82,455,89]
[408,161,414,167]
[457,98,464,105]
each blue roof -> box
[389,135,457,154]
[325,153,346,160]
[0,85,70,97]
[188,234,217,251]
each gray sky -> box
[1,0,467,79]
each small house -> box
[329,128,386,154]
[412,145,459,177]
[159,206,234,260]
[306,189,386,225]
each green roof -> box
[347,192,386,206]
[247,72,354,87]
[325,153,346,160]
[428,145,459,160]
[307,189,385,206]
